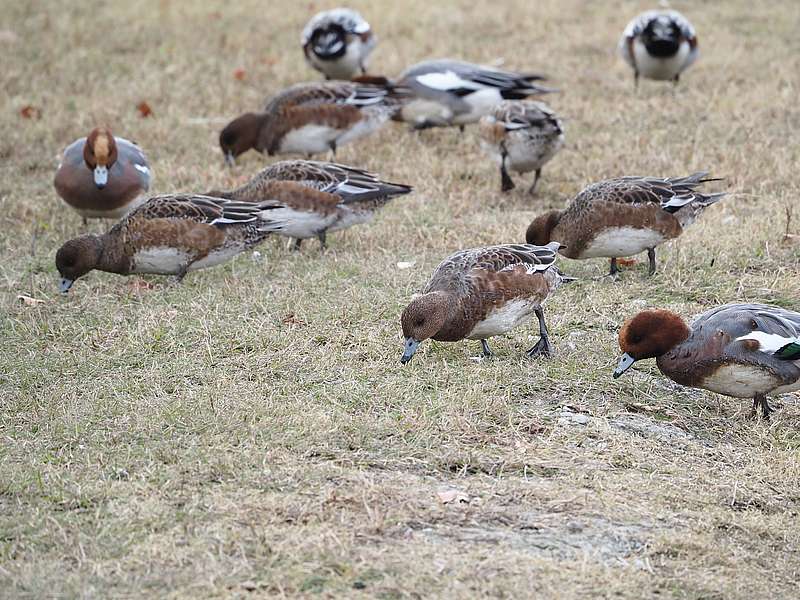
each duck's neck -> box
[95,232,131,275]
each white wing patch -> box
[416,71,482,92]
[134,164,150,175]
[737,331,800,354]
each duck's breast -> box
[633,39,692,79]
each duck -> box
[613,304,800,420]
[207,160,412,250]
[478,100,564,194]
[219,81,402,164]
[394,59,553,130]
[55,194,285,292]
[525,172,725,276]
[301,8,376,80]
[618,10,698,85]
[400,242,569,364]
[53,127,151,223]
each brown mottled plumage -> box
[55,194,285,291]
[208,160,411,250]
[219,82,403,163]
[526,172,725,276]
[614,304,800,420]
[400,242,569,363]
[478,100,564,194]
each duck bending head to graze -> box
[613,304,800,420]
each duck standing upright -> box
[619,10,698,85]
[301,8,376,80]
[55,194,285,291]
[525,172,725,276]
[613,304,800,420]
[400,242,569,364]
[395,59,553,130]
[208,160,411,250]
[54,127,151,223]
[219,81,403,164]
[478,100,564,194]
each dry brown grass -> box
[2,0,800,597]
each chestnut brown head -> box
[219,113,264,166]
[613,309,691,378]
[526,210,562,246]
[83,127,118,189]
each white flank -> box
[132,247,192,274]
[632,38,692,80]
[581,227,665,259]
[400,98,454,126]
[701,364,799,398]
[134,164,150,175]
[265,207,337,239]
[416,70,482,92]
[454,88,504,124]
[466,298,537,340]
[280,124,340,155]
[737,331,800,354]
[335,110,387,146]
[327,207,373,233]
[190,247,245,270]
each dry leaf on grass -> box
[437,488,470,505]
[136,101,153,117]
[17,294,45,306]
[233,68,246,80]
[616,258,637,267]
[20,105,42,119]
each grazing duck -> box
[613,304,800,420]
[395,59,553,130]
[208,160,412,250]
[525,172,725,276]
[400,242,569,364]
[301,8,376,80]
[219,81,402,164]
[54,127,151,223]
[478,100,564,194]
[55,194,285,292]
[619,10,698,85]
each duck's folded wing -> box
[474,242,561,274]
[600,173,725,212]
[736,306,800,361]
[132,194,265,226]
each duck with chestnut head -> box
[613,304,800,420]
[400,242,571,364]
[526,172,725,276]
[54,127,151,223]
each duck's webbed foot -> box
[526,307,553,358]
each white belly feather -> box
[280,124,339,155]
[582,227,665,258]
[700,364,799,398]
[466,298,538,339]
